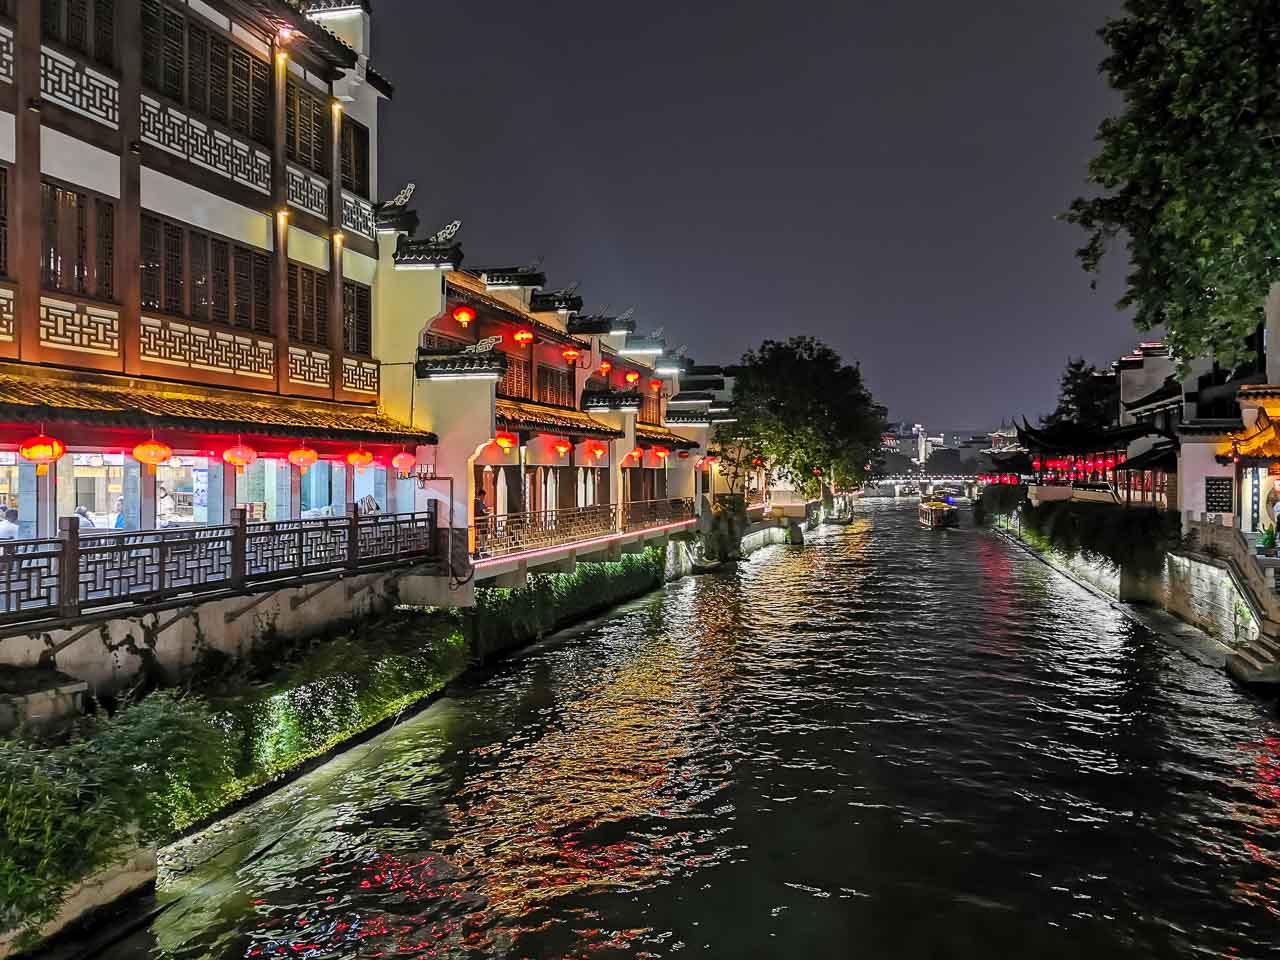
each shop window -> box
[56,453,125,530]
[0,453,25,540]
[156,456,209,526]
[353,465,386,514]
[235,459,292,523]
[300,461,348,518]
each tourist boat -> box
[919,499,958,529]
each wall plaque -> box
[1205,476,1234,514]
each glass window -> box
[236,458,293,523]
[57,453,126,530]
[156,456,208,527]
[300,461,348,518]
[353,465,386,514]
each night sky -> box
[375,0,1134,433]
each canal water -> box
[87,501,1279,959]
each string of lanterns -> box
[15,430,399,477]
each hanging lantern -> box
[598,360,613,376]
[589,442,607,460]
[494,432,518,454]
[452,305,476,328]
[624,370,641,385]
[1032,457,1041,472]
[752,457,764,466]
[649,378,662,393]
[131,436,173,474]
[678,450,691,460]
[513,329,534,345]
[287,445,319,475]
[346,447,374,472]
[18,433,66,477]
[654,446,670,461]
[222,441,258,475]
[391,450,416,475]
[629,448,643,461]
[561,346,581,364]
[553,439,572,458]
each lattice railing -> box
[0,506,441,630]
[0,539,62,623]
[473,505,616,560]
[623,498,696,532]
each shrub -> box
[976,484,1027,523]
[1021,500,1180,574]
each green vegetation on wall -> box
[0,613,468,948]
[469,547,666,661]
[1021,500,1181,575]
[974,485,1027,525]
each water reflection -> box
[93,502,1278,959]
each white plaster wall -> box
[0,109,13,162]
[412,378,496,533]
[40,127,120,196]
[289,225,330,272]
[1119,355,1175,426]
[142,166,273,250]
[1179,441,1234,519]
[344,248,378,285]
[373,233,446,375]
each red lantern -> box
[678,450,690,460]
[598,360,613,375]
[452,305,476,328]
[629,448,643,461]
[553,439,572,458]
[18,433,66,476]
[752,457,764,466]
[589,442,607,460]
[132,437,173,474]
[561,346,581,364]
[346,448,374,472]
[391,450,417,474]
[287,445,319,475]
[1032,457,1041,472]
[649,378,662,393]
[654,446,670,461]
[624,371,641,385]
[494,432,518,454]
[222,441,258,475]
[513,329,534,345]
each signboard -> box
[1268,464,1280,478]
[1205,476,1234,514]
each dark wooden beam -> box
[14,0,41,361]
[271,39,289,391]
[119,0,144,375]
[328,97,344,400]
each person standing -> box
[0,508,19,540]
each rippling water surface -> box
[94,502,1280,959]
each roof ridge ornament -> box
[463,336,502,354]
[387,182,416,208]
[429,219,461,244]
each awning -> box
[635,423,699,450]
[0,364,435,450]
[495,398,622,440]
[1119,443,1178,472]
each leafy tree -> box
[1041,358,1119,430]
[875,450,918,476]
[1065,1,1280,367]
[724,337,885,494]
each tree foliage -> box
[725,337,885,493]
[1041,358,1119,430]
[1065,1,1280,367]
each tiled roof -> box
[530,289,584,314]
[365,62,394,98]
[581,389,642,411]
[0,365,435,445]
[568,315,633,336]
[1125,378,1181,411]
[664,410,713,426]
[447,274,588,346]
[495,399,622,439]
[394,233,463,270]
[471,266,547,289]
[416,347,507,379]
[247,1,358,70]
[635,423,699,450]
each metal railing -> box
[623,498,696,532]
[473,504,616,560]
[0,503,439,629]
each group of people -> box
[0,485,183,539]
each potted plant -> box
[1258,525,1277,558]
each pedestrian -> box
[0,508,19,540]
[74,505,96,528]
[113,496,126,529]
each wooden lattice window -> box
[95,198,113,301]
[42,183,86,295]
[640,393,662,425]
[537,367,574,407]
[286,82,330,176]
[288,263,329,346]
[340,118,370,197]
[0,167,8,278]
[499,357,531,399]
[143,2,271,145]
[343,279,372,356]
[142,214,269,329]
[43,0,113,66]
